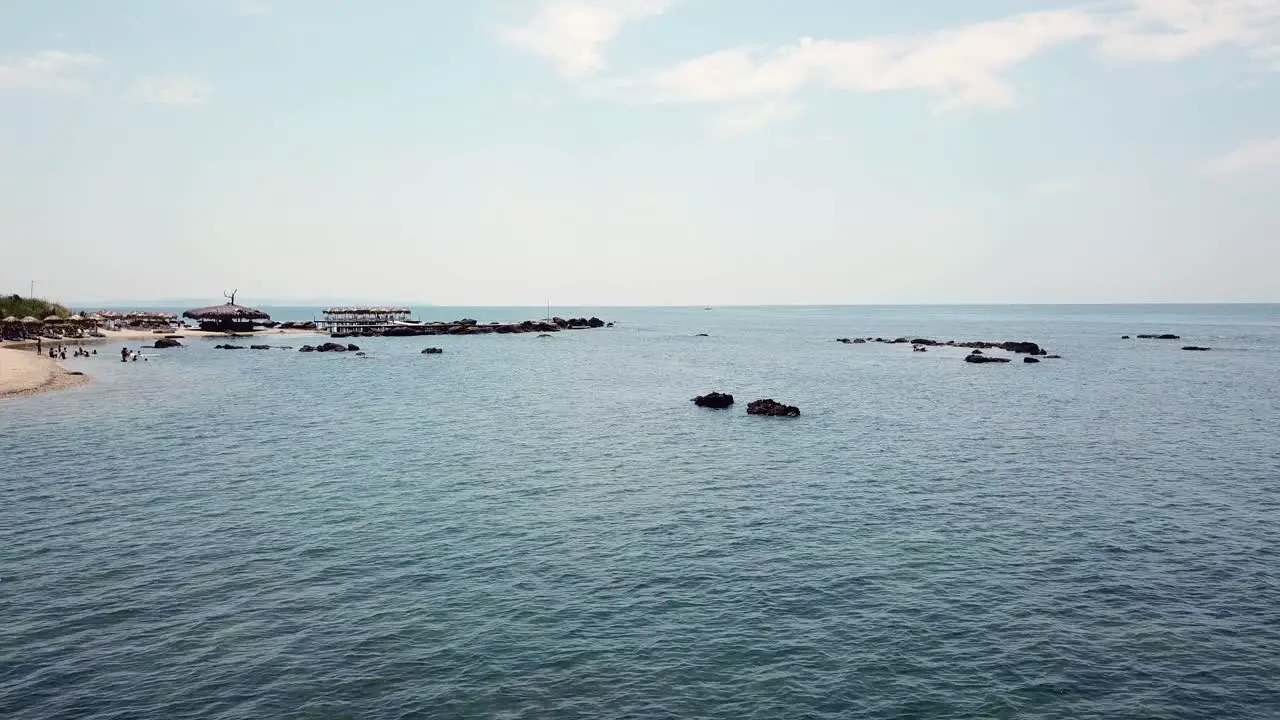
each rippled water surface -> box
[3,305,1279,719]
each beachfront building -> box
[318,307,413,335]
[182,300,271,333]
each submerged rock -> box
[692,392,735,409]
[250,345,271,350]
[1024,356,1040,363]
[1137,334,1181,340]
[1121,335,1131,339]
[1045,354,1062,359]
[316,342,347,353]
[153,338,182,349]
[299,345,316,352]
[422,347,443,354]
[346,343,360,352]
[965,353,1010,364]
[214,344,245,350]
[1182,346,1211,351]
[747,398,801,417]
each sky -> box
[1,0,1278,306]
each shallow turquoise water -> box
[2,305,1278,719]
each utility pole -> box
[30,280,34,298]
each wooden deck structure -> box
[317,307,414,334]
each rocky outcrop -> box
[965,353,1010,364]
[692,392,734,409]
[250,345,271,350]
[695,333,709,337]
[1182,346,1211,351]
[153,338,183,349]
[421,347,443,354]
[214,344,245,350]
[1024,356,1040,363]
[747,399,801,417]
[1137,334,1181,340]
[1121,335,1131,339]
[278,321,317,330]
[315,342,347,353]
[299,345,315,352]
[1045,354,1062,359]
[346,343,360,352]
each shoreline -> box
[0,347,90,401]
[0,327,318,350]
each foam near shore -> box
[0,348,89,400]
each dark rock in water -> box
[891,338,909,344]
[537,334,553,338]
[911,338,939,346]
[67,371,85,376]
[315,342,347,353]
[422,347,443,354]
[1121,335,1131,339]
[346,343,360,352]
[970,349,983,355]
[153,338,182,349]
[164,334,184,339]
[1000,341,1042,355]
[1182,346,1211,351]
[695,333,709,337]
[692,392,735,409]
[606,322,614,327]
[331,333,349,339]
[837,338,852,344]
[276,346,293,350]
[588,317,605,328]
[1045,354,1062,359]
[1137,334,1181,340]
[215,344,246,350]
[250,345,271,350]
[355,351,367,356]
[299,345,316,352]
[965,353,1010,364]
[747,398,801,417]
[1024,356,1041,363]
[853,338,866,344]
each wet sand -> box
[0,347,89,401]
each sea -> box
[2,305,1278,719]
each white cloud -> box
[0,50,103,94]
[1099,0,1280,62]
[1200,136,1280,175]
[708,100,805,138]
[501,0,672,77]
[512,0,1280,135]
[1030,178,1080,196]
[609,10,1101,111]
[236,0,271,16]
[135,76,213,107]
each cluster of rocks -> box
[839,335,1061,364]
[332,317,611,339]
[154,338,183,349]
[277,321,318,330]
[421,347,443,354]
[299,342,360,353]
[691,392,801,417]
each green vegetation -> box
[0,294,71,320]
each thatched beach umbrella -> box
[183,301,271,332]
[2,315,17,324]
[43,315,62,323]
[21,316,40,324]
[68,314,85,323]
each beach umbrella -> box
[86,313,104,321]
[21,316,40,324]
[44,315,63,323]
[2,315,17,324]
[68,314,85,322]
[182,302,271,322]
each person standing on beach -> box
[36,337,41,354]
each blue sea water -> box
[2,304,1278,719]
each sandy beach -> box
[0,347,90,400]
